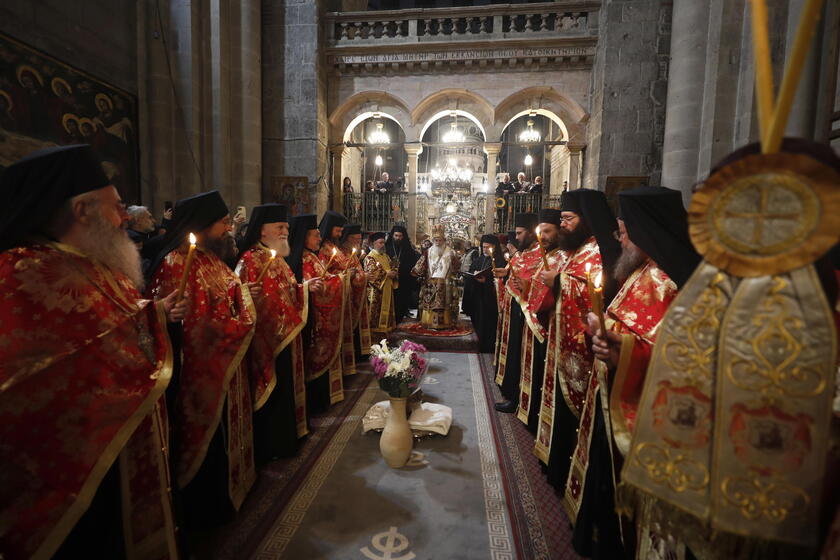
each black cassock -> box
[386,239,419,323]
[463,253,500,353]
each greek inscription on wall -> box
[332,46,594,65]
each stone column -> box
[330,145,346,212]
[483,142,502,233]
[567,144,584,189]
[783,0,822,138]
[661,0,711,203]
[404,143,423,241]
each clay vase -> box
[380,397,413,468]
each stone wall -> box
[584,0,669,190]
[262,0,331,214]
[0,0,138,93]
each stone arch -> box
[492,86,588,144]
[329,91,413,142]
[411,89,494,139]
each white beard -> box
[75,212,144,290]
[427,244,452,278]
[264,238,291,258]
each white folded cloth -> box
[362,400,453,437]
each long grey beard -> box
[428,244,447,261]
[266,238,291,257]
[77,213,144,290]
[614,245,648,283]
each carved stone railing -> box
[327,2,600,47]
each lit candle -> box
[585,262,595,303]
[504,251,510,262]
[764,0,826,153]
[343,247,357,272]
[176,233,197,301]
[749,0,774,146]
[256,249,277,282]
[592,271,607,338]
[534,226,550,268]
[325,246,338,270]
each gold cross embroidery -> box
[723,184,799,246]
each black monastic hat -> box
[146,190,229,279]
[618,186,700,288]
[369,231,387,243]
[340,224,362,243]
[538,208,563,227]
[288,213,318,282]
[0,145,110,251]
[513,212,538,229]
[318,210,347,245]
[240,203,289,252]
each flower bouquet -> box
[369,339,428,398]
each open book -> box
[462,266,492,279]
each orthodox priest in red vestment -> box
[288,214,346,412]
[0,145,184,559]
[335,224,371,370]
[618,140,840,559]
[147,191,257,531]
[516,209,569,432]
[534,190,621,493]
[318,211,357,376]
[494,213,539,413]
[564,186,700,559]
[236,204,311,463]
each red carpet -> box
[396,319,474,337]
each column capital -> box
[483,142,502,156]
[404,142,424,156]
[566,143,586,153]
[330,144,347,156]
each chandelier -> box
[430,158,473,182]
[441,113,465,143]
[519,119,541,143]
[368,121,390,144]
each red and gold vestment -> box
[237,244,309,437]
[564,260,677,521]
[302,250,346,404]
[364,249,397,336]
[0,242,177,559]
[517,247,567,426]
[148,245,256,509]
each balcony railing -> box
[493,193,563,232]
[326,1,599,47]
[343,192,408,233]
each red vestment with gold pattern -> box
[564,260,677,526]
[495,245,542,389]
[0,242,177,559]
[148,245,256,510]
[534,238,601,465]
[325,244,371,373]
[517,247,568,428]
[236,244,309,438]
[302,250,346,404]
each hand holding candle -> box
[256,249,277,282]
[176,233,197,301]
[535,226,550,268]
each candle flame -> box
[594,271,603,289]
[270,249,277,258]
[352,247,357,254]
[505,252,510,260]
[188,232,197,244]
[332,247,337,255]
[585,262,592,273]
[535,226,540,235]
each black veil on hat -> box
[386,224,412,248]
[561,189,621,275]
[146,190,229,279]
[340,224,362,245]
[618,186,700,288]
[240,204,288,252]
[288,213,318,282]
[318,210,347,245]
[0,144,110,252]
